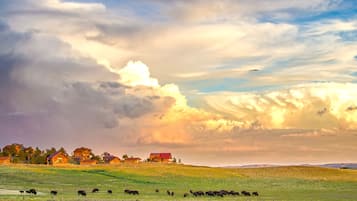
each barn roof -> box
[150,153,172,159]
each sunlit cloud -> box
[205,83,357,129]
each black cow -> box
[252,191,259,196]
[229,190,240,196]
[78,190,87,196]
[241,191,251,196]
[19,190,24,194]
[155,189,159,193]
[26,189,37,195]
[50,190,58,196]
[124,189,139,195]
[107,190,112,194]
[92,188,99,193]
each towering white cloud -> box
[205,83,357,129]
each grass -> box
[0,163,356,201]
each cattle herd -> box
[19,188,259,198]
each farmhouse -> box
[80,159,97,165]
[73,147,92,162]
[47,151,69,165]
[149,153,172,163]
[0,156,11,165]
[124,157,141,164]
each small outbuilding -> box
[0,156,11,165]
[108,157,121,164]
[124,157,141,164]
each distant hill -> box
[318,163,357,169]
[223,164,280,168]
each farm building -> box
[124,157,141,164]
[47,151,69,165]
[107,157,121,164]
[0,156,11,165]
[149,153,172,163]
[73,147,92,162]
[80,159,97,165]
[102,152,121,164]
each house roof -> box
[150,153,172,159]
[47,151,67,160]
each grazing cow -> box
[27,189,37,195]
[167,190,171,196]
[171,191,174,196]
[124,189,139,195]
[78,190,87,196]
[184,193,189,197]
[241,191,251,196]
[252,191,259,196]
[155,189,159,193]
[50,190,58,196]
[190,190,203,197]
[92,188,99,193]
[229,190,239,196]
[107,190,112,194]
[19,190,24,194]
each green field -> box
[0,164,356,201]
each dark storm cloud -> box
[0,20,173,148]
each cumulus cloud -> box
[205,83,357,129]
[0,21,175,147]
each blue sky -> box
[58,0,357,94]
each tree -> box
[58,147,68,155]
[31,147,46,164]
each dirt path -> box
[0,189,22,195]
[0,189,44,195]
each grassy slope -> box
[0,163,356,201]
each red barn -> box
[149,153,172,163]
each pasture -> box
[0,163,356,201]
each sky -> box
[0,0,356,166]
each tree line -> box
[0,143,181,164]
[0,143,100,164]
